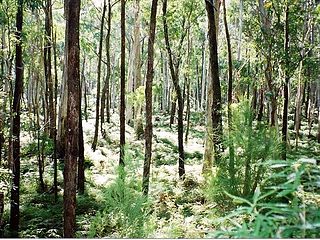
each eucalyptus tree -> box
[92,0,107,151]
[10,0,23,234]
[119,0,126,166]
[204,0,223,173]
[63,0,81,237]
[142,0,158,196]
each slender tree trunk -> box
[78,68,85,194]
[237,0,243,61]
[101,0,112,128]
[295,62,304,148]
[169,95,176,127]
[92,0,107,151]
[163,0,185,178]
[200,41,206,110]
[205,0,223,167]
[281,4,289,160]
[10,0,23,234]
[223,0,235,188]
[119,0,126,166]
[53,30,58,201]
[185,76,191,143]
[257,88,264,121]
[142,0,158,195]
[44,0,55,139]
[63,0,80,237]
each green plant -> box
[210,99,281,199]
[88,146,152,238]
[208,159,320,238]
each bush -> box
[208,159,320,238]
[88,146,152,238]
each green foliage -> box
[209,159,320,238]
[21,133,54,157]
[127,86,145,110]
[89,146,152,238]
[206,99,281,202]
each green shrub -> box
[209,159,320,238]
[210,99,281,199]
[89,146,152,238]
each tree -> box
[205,0,223,168]
[202,0,220,175]
[119,0,126,166]
[63,0,81,237]
[43,0,55,139]
[222,0,235,187]
[163,0,191,178]
[10,0,24,234]
[92,0,107,151]
[142,0,158,196]
[101,0,112,127]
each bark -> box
[295,62,303,148]
[126,0,141,125]
[44,0,55,139]
[0,192,3,237]
[119,0,126,166]
[63,0,80,237]
[281,4,289,160]
[205,0,223,169]
[142,0,158,195]
[92,0,107,151]
[101,0,112,128]
[258,0,277,127]
[257,88,264,121]
[10,0,23,234]
[163,0,185,178]
[200,41,206,110]
[53,30,58,201]
[78,61,85,194]
[237,0,243,61]
[223,0,235,186]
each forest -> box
[0,0,320,238]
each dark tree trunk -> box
[281,4,289,160]
[101,0,112,130]
[169,95,176,127]
[163,0,185,178]
[257,88,264,121]
[205,0,223,165]
[53,30,58,201]
[223,0,235,187]
[78,68,85,194]
[44,0,55,139]
[120,0,126,166]
[63,0,80,237]
[92,0,107,151]
[10,0,23,234]
[142,0,158,196]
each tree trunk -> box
[101,0,112,128]
[44,0,55,139]
[163,0,185,178]
[63,0,80,237]
[10,0,23,234]
[119,0,126,166]
[142,0,158,195]
[0,192,3,237]
[281,4,289,160]
[92,0,107,151]
[78,68,85,194]
[205,0,223,168]
[53,30,58,201]
[223,0,235,188]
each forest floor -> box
[1,109,320,238]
